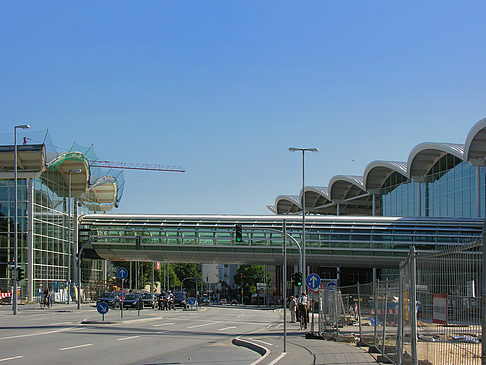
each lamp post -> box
[289,147,318,280]
[13,124,30,315]
[67,169,81,304]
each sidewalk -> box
[235,309,380,365]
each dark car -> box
[96,292,121,308]
[141,292,157,308]
[122,293,143,309]
[173,292,188,308]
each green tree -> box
[172,263,201,291]
[234,265,270,303]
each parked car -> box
[96,292,121,308]
[113,290,128,300]
[122,293,143,309]
[173,292,188,308]
[219,299,227,305]
[199,297,210,306]
[141,292,157,308]
[231,299,238,305]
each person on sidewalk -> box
[289,295,297,323]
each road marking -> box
[59,344,93,351]
[51,322,73,326]
[187,322,218,329]
[152,322,175,327]
[0,325,81,340]
[248,338,275,347]
[117,336,140,341]
[0,356,23,362]
[218,326,236,331]
[268,352,287,365]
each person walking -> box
[297,292,309,329]
[289,295,297,323]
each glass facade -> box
[0,173,104,301]
[381,157,485,218]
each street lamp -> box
[13,124,30,315]
[289,147,318,280]
[67,169,81,304]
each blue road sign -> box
[306,274,321,290]
[188,298,196,306]
[97,302,109,315]
[117,267,128,280]
[326,281,337,291]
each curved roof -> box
[407,142,464,179]
[299,186,334,214]
[328,175,365,201]
[465,117,486,166]
[275,195,301,214]
[363,160,408,191]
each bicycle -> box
[39,296,52,309]
[297,304,308,330]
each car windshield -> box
[142,293,152,299]
[102,293,115,298]
[174,292,186,300]
[125,294,138,300]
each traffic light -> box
[292,272,302,286]
[235,224,243,243]
[17,267,24,281]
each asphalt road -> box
[0,303,281,365]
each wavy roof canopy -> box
[47,151,90,197]
[0,144,46,176]
[465,117,486,166]
[300,186,336,214]
[407,142,464,179]
[363,161,408,191]
[275,195,301,214]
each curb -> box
[232,336,268,357]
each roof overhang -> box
[363,160,408,192]
[0,144,46,177]
[465,117,486,166]
[407,143,464,179]
[275,195,301,214]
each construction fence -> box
[310,241,483,365]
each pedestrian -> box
[289,295,297,323]
[297,292,309,328]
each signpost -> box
[188,297,196,309]
[306,274,321,291]
[117,267,128,319]
[97,302,109,321]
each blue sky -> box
[2,1,486,215]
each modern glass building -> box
[0,134,124,302]
[272,118,486,220]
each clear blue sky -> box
[2,1,485,215]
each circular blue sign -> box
[117,267,128,280]
[306,274,321,290]
[97,302,109,315]
[188,298,196,306]
[326,281,337,291]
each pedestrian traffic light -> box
[17,267,24,281]
[235,224,243,243]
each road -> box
[0,303,281,364]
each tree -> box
[234,265,270,303]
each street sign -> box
[188,297,196,306]
[117,267,128,280]
[326,281,337,291]
[306,274,321,290]
[97,302,109,315]
[256,282,266,288]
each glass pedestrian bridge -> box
[79,214,484,268]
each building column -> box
[417,182,422,217]
[476,166,481,217]
[27,178,34,301]
[372,194,376,216]
[336,203,340,216]
[336,266,341,286]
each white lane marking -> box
[187,322,218,329]
[218,326,236,331]
[268,352,287,365]
[0,325,81,340]
[0,356,23,362]
[248,338,275,347]
[117,336,140,341]
[51,322,73,326]
[152,322,175,327]
[59,344,93,351]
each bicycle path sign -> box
[306,274,321,290]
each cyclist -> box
[297,292,309,329]
[42,287,51,307]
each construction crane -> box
[89,160,185,173]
